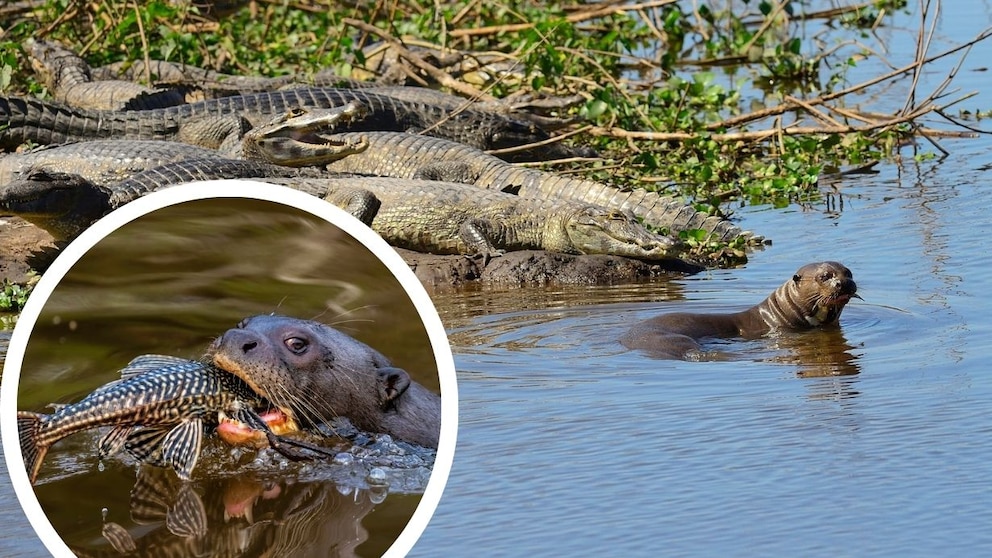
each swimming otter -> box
[621,261,859,359]
[209,315,441,449]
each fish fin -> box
[230,407,312,459]
[130,467,174,524]
[118,355,194,379]
[232,405,272,433]
[16,411,50,484]
[98,425,134,458]
[101,521,137,554]
[165,484,208,538]
[125,427,171,464]
[159,419,204,481]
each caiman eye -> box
[284,337,308,354]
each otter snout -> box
[211,328,265,361]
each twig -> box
[712,25,992,131]
[740,0,790,54]
[515,156,604,169]
[449,0,677,39]
[343,17,495,101]
[784,95,845,128]
[486,124,595,156]
[589,108,942,143]
[132,1,152,87]
[900,0,938,116]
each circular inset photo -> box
[1,181,457,557]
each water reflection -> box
[63,466,391,557]
[764,326,862,379]
[13,197,439,556]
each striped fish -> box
[17,354,297,484]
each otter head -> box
[791,261,859,327]
[209,314,412,432]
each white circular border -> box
[0,180,458,558]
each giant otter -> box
[621,261,859,359]
[209,315,441,449]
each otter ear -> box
[377,367,411,405]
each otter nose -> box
[241,340,257,354]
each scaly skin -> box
[24,38,188,111]
[279,176,680,261]
[0,161,678,261]
[239,102,370,166]
[316,129,758,243]
[0,162,360,241]
[0,102,368,189]
[0,140,225,189]
[92,59,355,96]
[0,87,556,155]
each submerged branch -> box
[711,25,992,132]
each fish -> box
[17,354,332,484]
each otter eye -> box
[819,272,833,281]
[284,337,308,354]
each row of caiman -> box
[0,38,766,279]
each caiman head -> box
[23,38,84,92]
[241,103,371,166]
[0,168,111,242]
[552,205,681,261]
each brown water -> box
[3,197,442,557]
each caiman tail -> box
[17,411,50,484]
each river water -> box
[3,2,992,557]
[410,4,992,557]
[1,195,447,557]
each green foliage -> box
[0,279,31,313]
[840,0,910,29]
[0,0,968,263]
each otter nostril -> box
[241,341,257,354]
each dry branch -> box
[449,0,677,39]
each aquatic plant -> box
[0,0,987,251]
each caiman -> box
[0,140,224,189]
[24,38,190,111]
[92,58,356,97]
[0,162,379,241]
[0,159,679,262]
[92,57,584,130]
[256,175,682,262]
[0,86,559,156]
[244,106,754,243]
[319,129,758,244]
[17,354,332,484]
[0,101,367,189]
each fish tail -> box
[16,411,50,484]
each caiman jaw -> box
[244,102,371,166]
